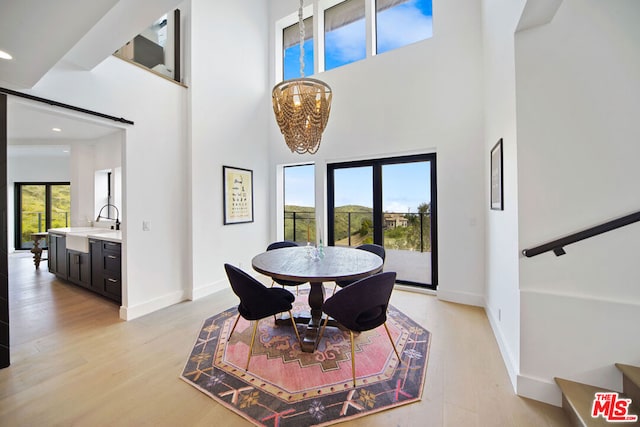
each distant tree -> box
[359,218,372,237]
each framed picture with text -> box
[490,139,504,211]
[223,166,254,224]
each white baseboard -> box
[191,278,228,300]
[485,303,519,391]
[516,374,562,407]
[437,289,484,307]
[119,290,187,320]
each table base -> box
[275,313,342,352]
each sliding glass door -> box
[15,182,70,250]
[328,154,437,289]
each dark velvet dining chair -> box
[319,271,401,388]
[224,263,302,371]
[266,241,308,295]
[332,243,386,295]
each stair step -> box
[555,377,640,427]
[616,364,640,411]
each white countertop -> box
[88,230,122,243]
[48,227,122,243]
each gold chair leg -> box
[228,313,241,341]
[288,310,302,348]
[383,322,401,363]
[246,320,258,371]
[350,331,356,388]
[317,315,330,350]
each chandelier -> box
[272,0,332,154]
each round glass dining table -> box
[252,245,383,352]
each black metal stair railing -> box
[522,210,640,257]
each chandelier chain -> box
[299,0,305,78]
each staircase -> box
[555,364,640,426]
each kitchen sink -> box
[66,229,113,252]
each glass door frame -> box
[327,153,438,290]
[14,182,70,251]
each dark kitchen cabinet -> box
[67,250,91,289]
[48,233,67,279]
[89,239,122,304]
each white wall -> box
[26,54,188,319]
[268,0,486,305]
[481,0,527,390]
[515,0,640,404]
[189,0,271,299]
[7,153,70,251]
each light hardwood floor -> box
[0,252,570,426]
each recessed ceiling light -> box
[52,127,62,132]
[0,50,12,60]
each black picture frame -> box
[490,139,504,211]
[223,166,254,225]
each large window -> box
[376,0,433,54]
[327,154,437,289]
[277,0,433,77]
[15,182,70,250]
[324,0,366,71]
[283,164,316,244]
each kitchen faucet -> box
[96,204,120,230]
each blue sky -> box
[285,162,431,213]
[284,0,433,78]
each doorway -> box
[327,154,437,289]
[14,182,70,250]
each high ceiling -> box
[0,0,182,147]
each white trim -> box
[520,288,640,307]
[516,374,562,407]
[119,289,186,320]
[437,289,484,307]
[191,278,229,300]
[485,301,519,391]
[394,284,436,295]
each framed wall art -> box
[223,166,254,224]
[490,139,504,211]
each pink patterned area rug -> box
[180,290,431,426]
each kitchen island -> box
[48,227,123,304]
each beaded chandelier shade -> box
[272,0,332,154]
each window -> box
[283,164,315,244]
[327,154,437,289]
[376,0,433,54]
[114,9,182,83]
[15,182,70,250]
[283,17,314,79]
[324,0,366,71]
[277,0,434,77]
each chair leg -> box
[288,310,302,348]
[383,322,401,364]
[317,315,330,350]
[228,313,241,341]
[350,331,356,388]
[246,320,259,371]
[331,284,337,296]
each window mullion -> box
[315,1,325,73]
[365,0,375,58]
